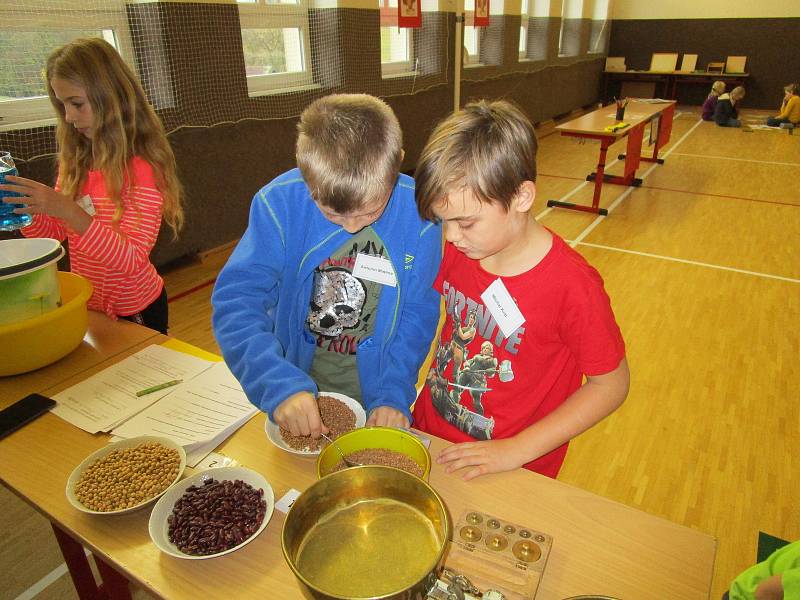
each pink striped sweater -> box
[23,156,165,319]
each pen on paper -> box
[135,379,183,397]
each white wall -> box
[611,0,799,20]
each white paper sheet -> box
[51,345,214,433]
[111,361,257,454]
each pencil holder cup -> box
[615,105,626,121]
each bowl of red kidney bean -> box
[148,466,274,559]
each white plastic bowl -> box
[148,466,274,559]
[0,238,65,325]
[66,436,186,515]
[264,391,367,456]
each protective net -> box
[1,0,608,163]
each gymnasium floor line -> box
[569,117,705,246]
[638,185,800,208]
[571,241,800,284]
[14,547,93,600]
[168,278,216,303]
[15,563,69,600]
[536,114,697,224]
[669,152,800,167]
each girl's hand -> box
[0,175,91,232]
[436,437,528,481]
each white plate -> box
[66,436,187,515]
[148,466,274,559]
[264,391,367,456]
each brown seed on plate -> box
[73,443,181,512]
[279,395,357,451]
[330,448,424,477]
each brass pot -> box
[282,466,450,600]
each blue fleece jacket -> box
[211,168,442,421]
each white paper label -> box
[194,452,237,470]
[275,489,302,514]
[480,278,525,339]
[402,428,432,449]
[353,253,397,287]
[77,194,95,216]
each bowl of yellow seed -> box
[66,436,186,515]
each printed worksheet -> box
[111,361,257,449]
[52,345,214,433]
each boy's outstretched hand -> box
[366,406,410,429]
[273,391,329,438]
[436,438,526,481]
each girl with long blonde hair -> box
[0,38,183,333]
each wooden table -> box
[0,319,717,599]
[602,70,750,102]
[548,100,676,216]
[0,312,161,406]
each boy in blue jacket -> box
[212,94,442,438]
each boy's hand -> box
[366,406,410,429]
[436,438,526,481]
[273,391,329,438]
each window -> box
[520,0,549,62]
[0,3,132,128]
[588,0,609,54]
[558,0,583,57]
[380,0,416,77]
[463,0,483,66]
[238,0,313,95]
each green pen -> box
[135,379,183,397]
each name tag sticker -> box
[480,278,525,339]
[353,253,397,287]
[194,452,237,470]
[275,489,301,514]
[77,194,95,216]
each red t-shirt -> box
[413,233,625,478]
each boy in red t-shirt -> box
[413,100,630,480]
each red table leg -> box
[51,523,134,600]
[51,523,103,600]
[547,136,612,215]
[94,555,133,600]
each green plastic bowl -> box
[316,426,431,480]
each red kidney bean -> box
[167,478,267,555]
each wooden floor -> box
[3,106,798,600]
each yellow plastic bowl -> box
[317,426,431,480]
[0,271,92,376]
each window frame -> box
[557,0,583,58]
[519,0,529,59]
[237,0,315,96]
[588,0,609,55]
[520,0,550,62]
[463,0,484,67]
[379,0,417,78]
[0,3,133,130]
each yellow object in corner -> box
[605,122,630,132]
[0,272,92,376]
